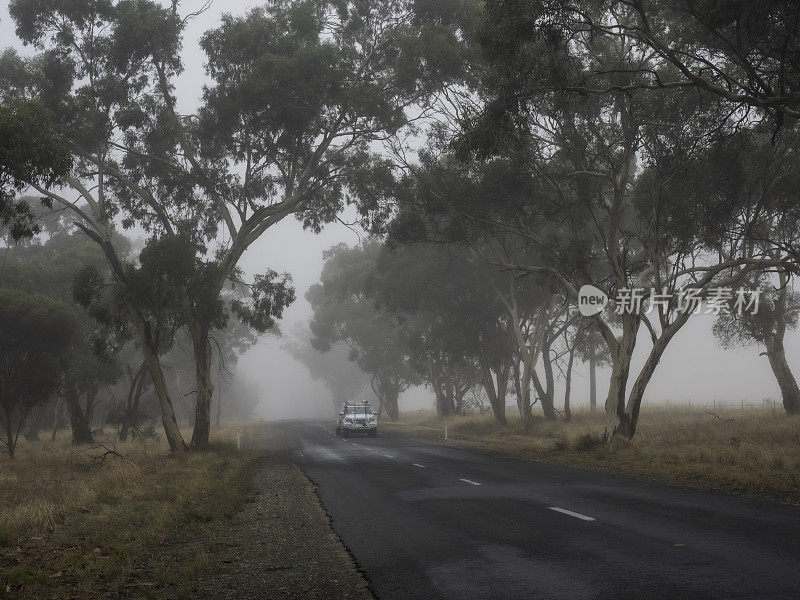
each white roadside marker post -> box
[236,426,241,450]
[444,422,448,440]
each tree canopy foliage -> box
[0,97,72,240]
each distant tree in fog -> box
[574,326,611,413]
[369,244,504,420]
[283,325,371,411]
[714,274,800,414]
[0,220,131,445]
[0,289,75,457]
[308,242,418,420]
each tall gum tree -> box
[701,130,800,414]
[2,0,194,451]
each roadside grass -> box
[383,405,800,503]
[0,423,260,599]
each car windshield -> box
[345,406,372,415]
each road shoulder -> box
[192,424,374,600]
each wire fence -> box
[662,398,780,413]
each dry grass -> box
[383,405,800,503]
[0,424,261,599]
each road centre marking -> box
[412,463,427,468]
[548,506,596,521]
[459,478,482,486]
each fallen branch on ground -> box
[86,443,124,466]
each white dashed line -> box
[548,507,596,521]
[459,478,482,486]
[412,463,427,468]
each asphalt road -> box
[285,420,800,600]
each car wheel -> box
[341,429,348,438]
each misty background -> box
[1,0,794,421]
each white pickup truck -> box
[336,402,378,437]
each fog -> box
[180,2,797,418]
[2,0,796,423]
[233,219,799,421]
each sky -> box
[1,1,797,420]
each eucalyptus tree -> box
[369,244,486,418]
[116,357,150,442]
[1,2,198,451]
[559,313,577,422]
[388,157,551,426]
[700,129,800,414]
[210,313,259,427]
[714,274,800,414]
[308,242,418,421]
[0,219,131,444]
[284,325,372,411]
[405,318,479,418]
[0,289,75,458]
[527,301,575,423]
[1,0,459,449]
[574,324,610,413]
[60,318,125,444]
[483,244,568,427]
